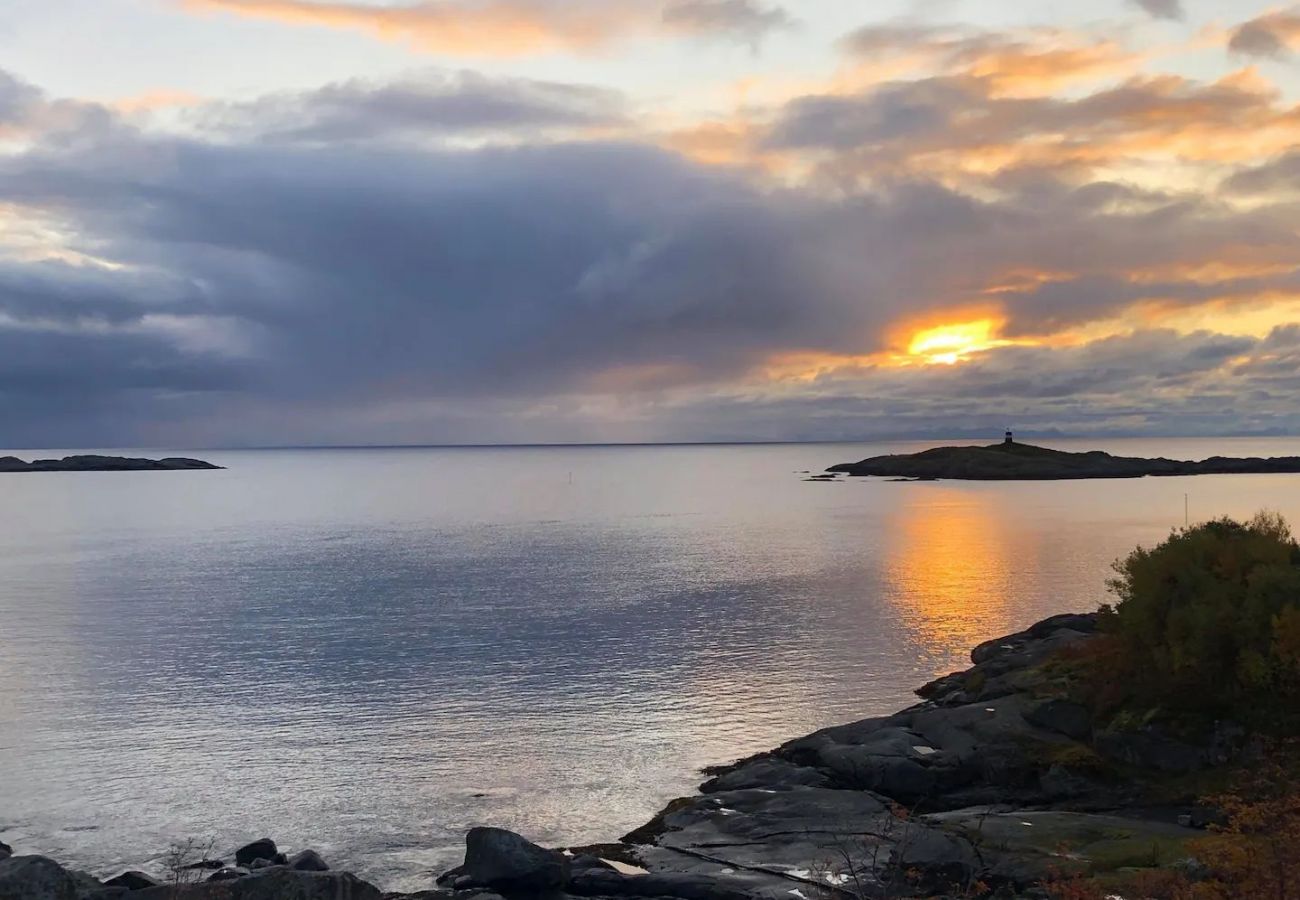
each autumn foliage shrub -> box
[1103,511,1300,729]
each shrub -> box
[1189,744,1300,900]
[1104,512,1300,726]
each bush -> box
[1104,511,1300,725]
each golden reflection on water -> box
[884,487,1020,661]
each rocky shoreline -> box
[0,612,1228,900]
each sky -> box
[1,0,1299,447]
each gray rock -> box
[890,827,981,894]
[206,868,249,883]
[1027,613,1098,639]
[139,869,380,900]
[567,856,615,873]
[247,860,276,871]
[699,758,830,793]
[0,845,10,863]
[233,840,277,869]
[286,851,328,872]
[1024,700,1092,741]
[461,827,569,893]
[818,747,937,802]
[633,786,912,897]
[0,856,81,900]
[568,869,755,900]
[101,874,158,892]
[67,872,104,900]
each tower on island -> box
[1004,430,1014,445]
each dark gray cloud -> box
[0,70,41,128]
[766,78,975,150]
[1131,0,1184,21]
[1226,152,1300,194]
[208,72,627,142]
[1229,9,1300,57]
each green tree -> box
[1106,512,1300,724]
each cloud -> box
[610,328,1300,442]
[1225,151,1300,194]
[1229,7,1300,57]
[759,67,1298,183]
[839,24,1142,95]
[206,71,627,142]
[178,0,790,56]
[661,0,792,47]
[0,57,1298,445]
[1131,0,1183,21]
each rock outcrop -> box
[140,868,379,900]
[827,439,1300,480]
[578,611,1212,897]
[0,456,221,473]
[0,856,112,900]
[101,873,158,892]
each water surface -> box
[1,438,1297,889]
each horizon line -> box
[4,433,1300,454]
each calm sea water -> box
[2,438,1299,889]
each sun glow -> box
[907,319,1004,365]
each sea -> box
[1,437,1298,890]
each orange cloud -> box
[177,0,788,56]
[179,0,653,55]
[769,67,1300,189]
[954,36,1143,96]
[841,25,1146,96]
[111,90,205,113]
[907,319,1009,365]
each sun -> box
[907,319,1004,365]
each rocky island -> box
[828,435,1300,481]
[0,456,221,473]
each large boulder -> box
[698,758,830,793]
[286,851,328,873]
[139,869,379,900]
[101,874,158,892]
[460,828,569,894]
[0,856,82,900]
[233,840,277,869]
[206,868,248,883]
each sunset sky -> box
[2,0,1299,446]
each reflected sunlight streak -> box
[884,489,1018,656]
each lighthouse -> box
[1004,430,1014,445]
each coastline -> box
[1,609,1224,900]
